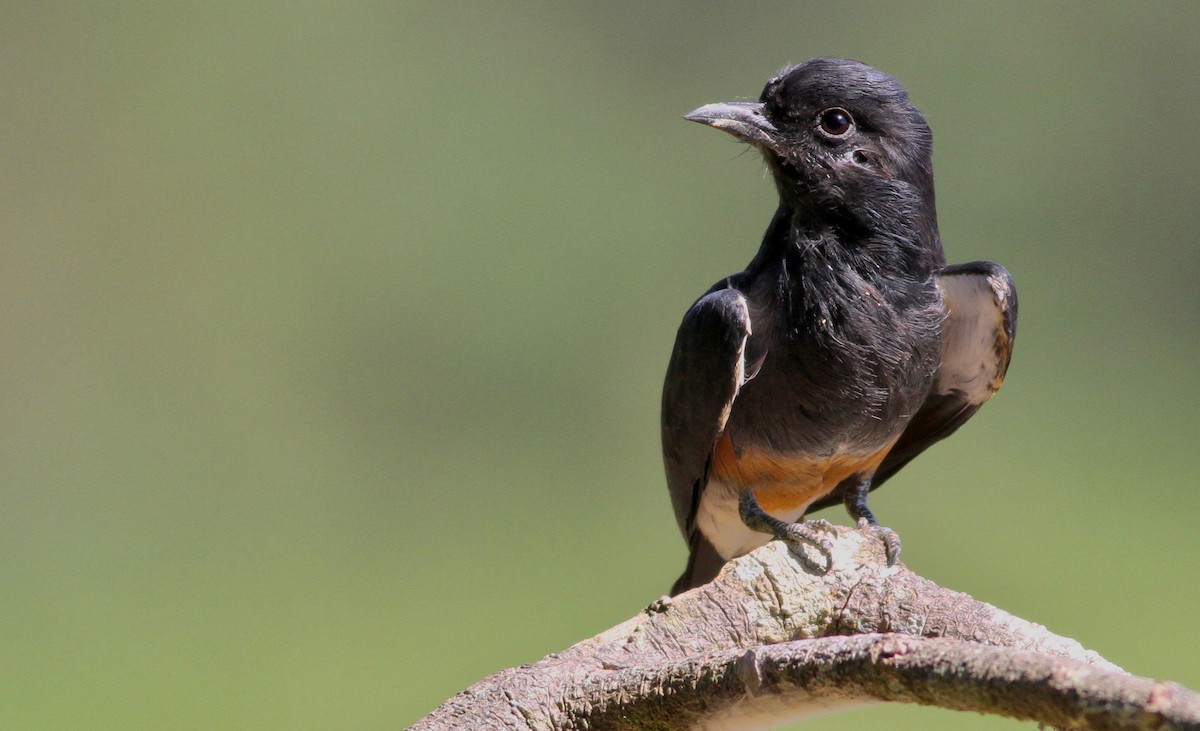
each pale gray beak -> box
[684,101,783,154]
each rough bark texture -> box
[409,527,1200,731]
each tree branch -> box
[410,527,1200,730]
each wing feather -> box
[662,285,754,540]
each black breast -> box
[727,244,943,455]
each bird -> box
[663,58,1017,595]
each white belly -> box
[695,478,813,559]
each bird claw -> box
[805,518,836,534]
[781,521,835,574]
[856,518,902,565]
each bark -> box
[410,527,1200,731]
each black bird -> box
[663,58,1017,595]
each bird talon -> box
[807,518,836,533]
[781,522,835,574]
[857,522,902,566]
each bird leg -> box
[738,491,834,573]
[843,475,901,565]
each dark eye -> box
[818,108,853,137]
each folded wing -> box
[662,285,756,592]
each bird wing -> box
[808,261,1018,512]
[662,284,755,542]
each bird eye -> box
[818,108,853,138]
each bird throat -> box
[752,204,935,290]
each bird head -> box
[686,58,936,230]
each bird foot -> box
[856,517,901,566]
[780,519,836,574]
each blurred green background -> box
[3,3,1198,729]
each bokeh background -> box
[3,3,1198,729]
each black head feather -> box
[686,58,940,261]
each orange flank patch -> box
[710,433,894,514]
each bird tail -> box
[670,532,726,596]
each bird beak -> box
[684,101,783,154]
